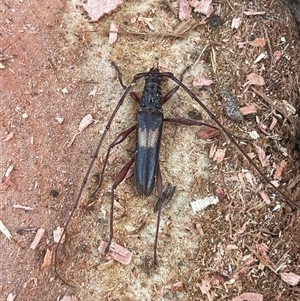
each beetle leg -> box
[162,86,179,104]
[153,164,176,264]
[91,125,136,197]
[106,157,135,252]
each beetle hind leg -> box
[153,164,176,264]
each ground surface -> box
[1,0,300,300]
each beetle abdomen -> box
[135,111,163,196]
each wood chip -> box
[13,204,34,211]
[42,249,53,268]
[61,297,79,301]
[109,21,118,44]
[232,292,263,301]
[195,223,204,236]
[240,104,257,115]
[0,220,12,240]
[194,0,213,17]
[193,77,214,87]
[99,241,133,265]
[256,145,270,167]
[246,73,265,86]
[53,226,65,243]
[231,17,241,29]
[243,10,266,16]
[3,132,14,142]
[212,148,225,163]
[280,272,300,286]
[259,191,271,205]
[7,293,16,301]
[273,160,286,180]
[178,0,191,21]
[249,38,266,47]
[30,228,45,250]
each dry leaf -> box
[30,228,45,250]
[179,0,191,21]
[68,114,94,147]
[246,73,265,86]
[280,272,300,286]
[78,114,94,132]
[250,38,266,47]
[82,0,123,21]
[109,21,118,44]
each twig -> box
[244,244,278,274]
[250,87,290,121]
[106,30,186,38]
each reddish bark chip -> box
[99,241,133,265]
[82,0,123,21]
[178,0,191,21]
[232,292,263,301]
[197,126,220,140]
[281,272,300,286]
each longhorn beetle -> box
[55,63,299,285]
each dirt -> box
[1,0,300,300]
